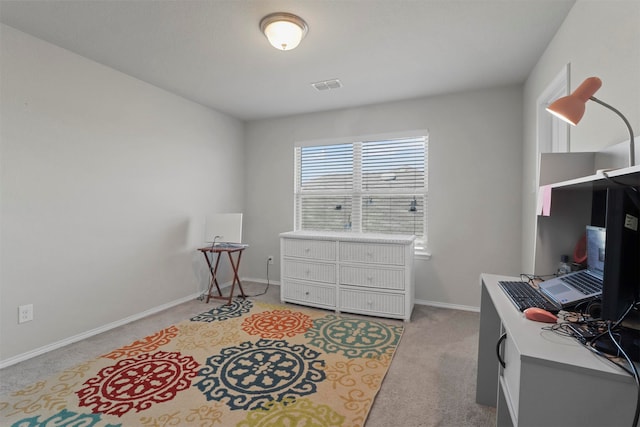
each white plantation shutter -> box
[295,135,428,249]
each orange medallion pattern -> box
[1,302,403,427]
[101,326,179,360]
[241,309,313,339]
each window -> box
[294,134,428,250]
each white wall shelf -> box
[535,153,639,276]
[548,164,640,191]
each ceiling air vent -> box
[311,79,342,91]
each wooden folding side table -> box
[197,245,247,305]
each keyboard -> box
[560,271,602,295]
[498,281,560,313]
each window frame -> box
[294,131,429,252]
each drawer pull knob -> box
[367,276,373,281]
[367,300,373,305]
[305,270,310,276]
[305,291,310,296]
[305,248,310,252]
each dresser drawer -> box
[282,238,336,260]
[280,231,414,321]
[340,265,405,290]
[339,288,405,317]
[339,242,405,266]
[282,280,336,308]
[282,259,336,284]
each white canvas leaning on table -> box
[204,213,243,246]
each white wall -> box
[522,0,640,273]
[243,86,523,310]
[0,25,245,363]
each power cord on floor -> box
[197,258,272,301]
[243,258,271,298]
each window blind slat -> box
[295,136,428,244]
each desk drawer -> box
[282,280,336,308]
[282,259,336,284]
[340,265,405,290]
[282,238,336,260]
[339,242,405,266]
[339,288,404,317]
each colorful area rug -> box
[0,299,403,426]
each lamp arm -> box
[590,96,636,167]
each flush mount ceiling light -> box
[260,12,308,51]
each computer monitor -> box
[600,187,640,322]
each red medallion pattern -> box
[241,310,313,339]
[1,302,405,427]
[76,351,199,417]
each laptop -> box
[538,225,606,308]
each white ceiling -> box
[0,0,575,121]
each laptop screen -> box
[586,225,606,279]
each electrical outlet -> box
[267,256,274,265]
[18,304,34,324]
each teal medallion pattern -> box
[305,315,403,358]
[9,409,122,427]
[190,298,253,322]
[1,304,403,427]
[194,339,325,411]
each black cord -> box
[600,174,640,218]
[519,272,557,284]
[243,258,271,298]
[602,171,639,194]
[199,256,272,301]
[605,321,640,427]
[545,303,640,427]
[542,322,576,338]
[585,301,640,427]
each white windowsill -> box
[415,250,431,260]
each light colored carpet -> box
[0,282,495,426]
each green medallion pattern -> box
[305,315,403,358]
[1,304,403,427]
[238,398,345,427]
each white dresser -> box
[279,231,415,321]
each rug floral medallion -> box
[0,299,404,427]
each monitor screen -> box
[585,225,606,279]
[600,187,640,322]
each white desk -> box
[476,274,637,427]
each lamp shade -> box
[545,76,636,167]
[260,13,308,51]
[546,77,602,125]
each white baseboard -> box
[0,277,279,368]
[0,291,203,369]
[414,298,480,313]
[1,280,474,368]
[246,279,476,312]
[242,277,280,286]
